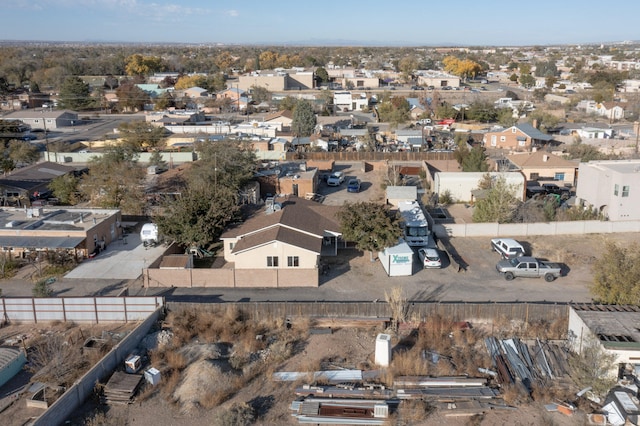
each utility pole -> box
[43,112,50,162]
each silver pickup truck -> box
[496,256,562,282]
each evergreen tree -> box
[291,99,316,137]
[58,76,91,110]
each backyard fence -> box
[167,301,570,325]
[0,296,164,324]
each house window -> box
[622,186,630,197]
[530,173,539,180]
[614,184,619,196]
[287,256,299,267]
[229,242,235,250]
[267,256,279,267]
[518,139,526,146]
[554,172,565,181]
[500,136,506,142]
[491,135,497,146]
[512,127,517,133]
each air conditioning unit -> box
[374,404,389,418]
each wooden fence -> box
[167,301,569,325]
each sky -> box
[2,0,639,46]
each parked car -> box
[347,179,361,193]
[326,172,345,186]
[496,256,563,282]
[418,247,441,269]
[491,238,525,259]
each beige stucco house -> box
[483,123,554,151]
[220,197,342,281]
[507,150,579,186]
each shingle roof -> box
[507,151,579,169]
[221,198,342,253]
[515,123,553,142]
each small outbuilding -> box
[378,240,414,277]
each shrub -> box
[33,279,53,297]
[214,402,255,426]
[438,189,454,205]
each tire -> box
[504,272,515,281]
[544,273,555,282]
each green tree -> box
[156,140,256,249]
[472,176,520,223]
[377,95,411,126]
[79,147,145,214]
[315,67,329,84]
[0,158,15,175]
[291,99,316,137]
[497,108,517,127]
[337,201,403,261]
[48,173,81,205]
[117,121,166,151]
[462,146,489,172]
[58,76,91,110]
[466,101,498,123]
[148,151,168,170]
[591,241,640,305]
[278,96,297,112]
[155,185,241,250]
[519,73,536,89]
[564,141,609,162]
[8,140,40,164]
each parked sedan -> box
[347,179,361,193]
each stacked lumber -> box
[102,372,143,405]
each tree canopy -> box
[58,76,92,110]
[337,201,403,260]
[291,99,316,137]
[442,56,482,81]
[591,241,640,305]
[472,176,520,223]
[125,54,165,77]
[79,147,145,214]
[117,121,166,151]
[155,139,257,249]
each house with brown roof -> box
[482,123,554,151]
[220,197,342,286]
[506,150,579,186]
[263,110,293,131]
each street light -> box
[42,113,50,162]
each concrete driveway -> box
[64,231,166,280]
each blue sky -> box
[3,0,639,46]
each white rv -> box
[140,223,161,247]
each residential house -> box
[263,110,293,131]
[0,206,122,260]
[333,91,368,112]
[220,197,342,287]
[183,86,209,98]
[406,98,427,120]
[482,123,553,151]
[577,159,640,221]
[219,87,248,111]
[577,100,625,121]
[576,126,614,139]
[135,84,169,98]
[0,161,79,207]
[506,150,579,186]
[3,110,78,130]
[568,305,640,378]
[254,162,318,198]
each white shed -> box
[433,172,525,203]
[378,240,413,277]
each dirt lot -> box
[81,321,587,426]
